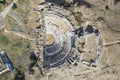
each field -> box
[0,32,31,80]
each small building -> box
[0,51,14,77]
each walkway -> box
[0,0,18,19]
[4,29,35,40]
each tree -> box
[0,0,6,4]
[105,5,110,10]
[12,3,17,10]
[14,68,25,80]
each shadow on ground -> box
[73,0,92,8]
[45,0,66,6]
[45,0,92,8]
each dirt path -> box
[4,29,35,40]
[0,0,18,19]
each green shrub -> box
[105,5,110,10]
[12,3,17,10]
[73,12,83,25]
[0,34,10,45]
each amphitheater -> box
[43,11,75,68]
